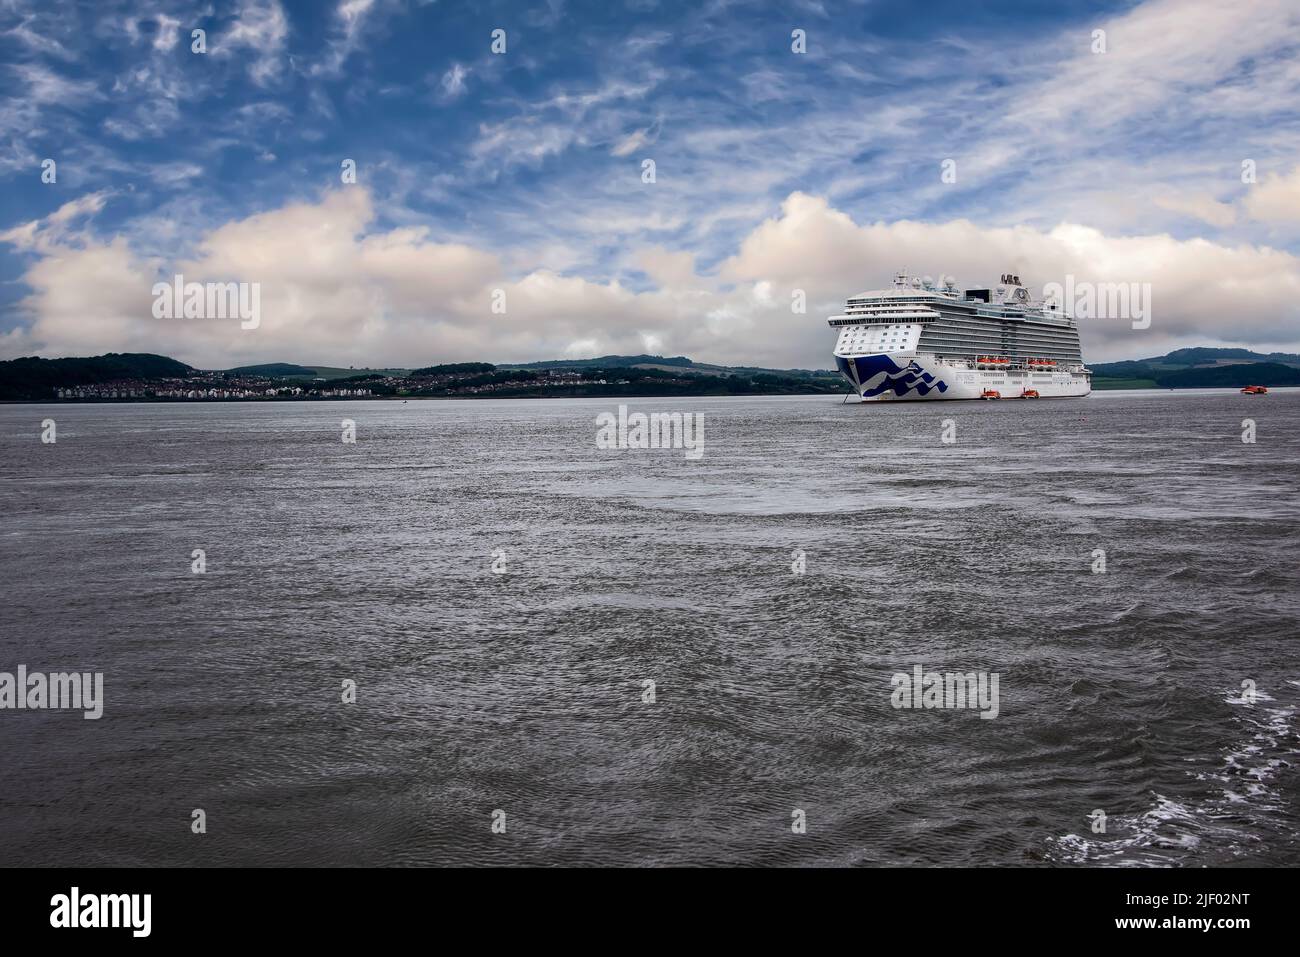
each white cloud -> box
[563,338,600,358]
[310,0,379,77]
[635,247,699,289]
[1,192,111,252]
[1243,167,1300,223]
[4,16,76,59]
[471,117,578,168]
[338,0,377,38]
[11,63,100,104]
[469,74,665,172]
[1006,0,1300,135]
[2,189,499,367]
[440,63,469,98]
[153,14,182,52]
[215,0,290,86]
[1152,192,1237,228]
[611,121,659,157]
[5,187,1300,370]
[719,193,1300,361]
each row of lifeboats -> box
[982,389,1039,400]
[1241,385,1269,395]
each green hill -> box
[410,362,496,376]
[224,362,318,376]
[1092,348,1300,388]
[1137,347,1300,368]
[504,354,694,370]
[1153,362,1300,388]
[0,353,194,400]
[296,366,411,380]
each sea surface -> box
[1,391,1297,867]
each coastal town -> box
[21,362,632,402]
[48,367,615,401]
[1,352,852,402]
[55,382,376,401]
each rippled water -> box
[1,391,1297,867]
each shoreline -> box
[4,385,1295,405]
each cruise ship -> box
[829,272,1091,400]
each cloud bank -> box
[4,186,1299,369]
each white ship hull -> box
[835,353,1091,401]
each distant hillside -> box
[410,362,495,376]
[1092,348,1300,388]
[0,350,846,400]
[7,347,1300,401]
[502,353,837,380]
[1137,347,1300,368]
[224,362,317,376]
[505,354,694,370]
[1152,362,1300,388]
[294,366,411,380]
[0,353,193,400]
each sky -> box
[1,0,1299,370]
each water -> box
[1,391,1296,867]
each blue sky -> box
[2,0,1299,368]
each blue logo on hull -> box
[836,354,948,397]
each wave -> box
[1044,685,1298,865]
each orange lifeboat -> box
[982,389,1001,400]
[1241,385,1268,395]
[1020,389,1040,398]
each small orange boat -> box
[1020,389,1040,398]
[1241,385,1268,395]
[982,389,1001,400]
